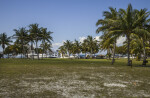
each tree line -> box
[0,23,53,59]
[58,35,99,59]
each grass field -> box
[0,58,150,97]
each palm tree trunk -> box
[142,39,146,65]
[85,52,86,59]
[36,38,39,60]
[90,49,93,59]
[78,53,80,59]
[41,41,43,59]
[23,42,25,59]
[31,41,34,59]
[2,47,4,58]
[127,36,131,66]
[69,53,70,58]
[111,42,116,65]
[42,51,43,59]
[107,49,111,60]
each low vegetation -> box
[0,58,150,97]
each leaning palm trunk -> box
[111,42,116,65]
[127,36,131,66]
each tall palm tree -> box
[40,28,53,59]
[133,9,150,65]
[13,27,28,58]
[116,4,140,66]
[29,23,41,59]
[96,7,119,64]
[64,40,72,58]
[0,33,12,58]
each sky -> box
[0,0,150,54]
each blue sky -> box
[0,0,150,53]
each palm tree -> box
[29,23,41,59]
[58,46,67,58]
[86,36,98,58]
[99,34,113,60]
[96,7,119,64]
[74,40,81,58]
[116,4,141,65]
[81,39,88,59]
[64,40,72,58]
[0,33,12,58]
[13,27,28,58]
[40,28,53,59]
[93,40,99,57]
[40,42,52,58]
[133,9,150,65]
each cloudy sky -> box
[0,0,149,54]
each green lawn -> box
[0,58,150,97]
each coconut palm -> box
[92,40,99,57]
[58,45,67,58]
[64,40,72,58]
[40,28,53,59]
[13,27,28,58]
[86,36,98,58]
[0,33,12,58]
[133,9,150,65]
[96,7,119,64]
[99,34,114,59]
[29,23,41,59]
[40,42,52,58]
[115,4,144,65]
[81,39,88,59]
[73,40,81,58]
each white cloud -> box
[79,36,87,43]
[52,42,64,51]
[79,36,101,43]
[94,36,101,41]
[116,36,126,46]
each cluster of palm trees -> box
[96,4,150,66]
[58,35,99,58]
[0,23,53,59]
